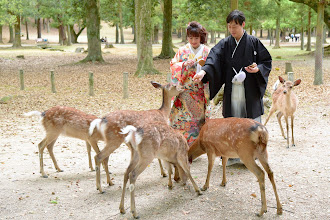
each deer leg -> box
[221,157,228,186]
[38,134,59,178]
[242,158,267,217]
[158,159,167,177]
[85,142,94,171]
[94,143,120,193]
[284,116,290,148]
[276,112,286,139]
[173,165,180,182]
[89,140,113,186]
[202,150,216,191]
[163,161,173,189]
[264,107,276,126]
[38,138,49,178]
[291,116,295,147]
[129,157,154,219]
[119,150,139,214]
[177,157,202,195]
[258,155,283,215]
[47,139,63,172]
[176,164,187,186]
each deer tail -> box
[120,125,143,150]
[250,123,269,152]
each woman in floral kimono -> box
[170,21,211,146]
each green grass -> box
[266,46,313,61]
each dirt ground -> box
[0,41,329,220]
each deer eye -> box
[289,86,293,89]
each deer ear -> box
[151,81,162,89]
[294,79,301,86]
[278,76,285,84]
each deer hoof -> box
[201,186,208,191]
[119,208,126,214]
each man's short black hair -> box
[226,10,245,25]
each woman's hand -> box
[193,70,206,83]
[183,59,195,68]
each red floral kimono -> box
[169,43,211,146]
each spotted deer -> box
[89,81,183,192]
[264,76,301,148]
[119,123,202,219]
[24,106,110,182]
[188,118,282,216]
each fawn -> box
[24,106,110,181]
[89,81,183,192]
[188,118,282,216]
[119,123,202,219]
[264,76,301,148]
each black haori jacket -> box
[202,32,272,119]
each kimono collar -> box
[231,31,246,58]
[189,43,204,56]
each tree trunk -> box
[13,15,22,48]
[306,7,312,51]
[182,27,187,43]
[177,28,181,38]
[158,0,175,59]
[37,18,42,38]
[135,0,158,76]
[132,25,136,43]
[314,2,324,85]
[25,19,29,40]
[210,30,215,43]
[231,0,238,11]
[82,0,104,63]
[66,25,72,46]
[115,23,119,43]
[9,26,14,43]
[58,24,67,45]
[118,0,125,44]
[153,25,159,44]
[300,26,304,50]
[260,29,263,38]
[273,1,281,49]
[70,25,85,43]
[47,19,50,33]
[0,25,3,43]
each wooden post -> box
[167,72,171,82]
[287,72,294,82]
[123,72,128,99]
[285,62,293,74]
[19,69,24,90]
[50,70,56,93]
[89,72,94,96]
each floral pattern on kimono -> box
[169,43,211,146]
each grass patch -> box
[267,46,313,60]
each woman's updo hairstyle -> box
[186,21,208,44]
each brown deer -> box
[188,118,282,217]
[264,76,301,148]
[24,106,110,182]
[89,81,183,193]
[119,123,202,219]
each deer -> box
[264,76,301,148]
[89,81,183,193]
[188,118,282,217]
[119,122,202,219]
[24,106,110,183]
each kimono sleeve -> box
[170,48,188,85]
[254,38,272,97]
[201,40,225,100]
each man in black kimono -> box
[193,10,272,165]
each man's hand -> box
[244,62,259,73]
[193,70,206,83]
